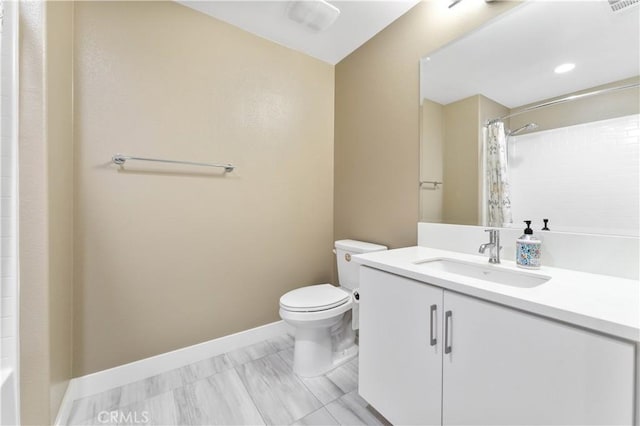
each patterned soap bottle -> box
[516,220,542,269]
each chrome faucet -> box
[479,229,501,264]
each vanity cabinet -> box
[359,266,636,426]
[359,266,443,425]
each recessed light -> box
[554,63,576,74]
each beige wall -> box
[422,94,509,226]
[334,0,520,249]
[19,2,50,423]
[47,1,74,420]
[19,1,74,423]
[442,96,478,225]
[419,99,444,223]
[73,2,334,375]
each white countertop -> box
[353,246,640,342]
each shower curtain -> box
[485,121,513,227]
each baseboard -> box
[55,320,289,426]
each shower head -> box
[507,123,538,137]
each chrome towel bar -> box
[420,180,443,189]
[111,154,235,172]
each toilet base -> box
[329,342,358,371]
[293,335,358,377]
[291,311,358,378]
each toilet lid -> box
[280,284,350,312]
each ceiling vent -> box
[287,0,340,32]
[608,0,639,12]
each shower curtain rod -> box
[487,82,640,124]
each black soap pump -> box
[516,220,542,269]
[542,219,550,231]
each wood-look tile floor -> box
[67,334,390,426]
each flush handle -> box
[345,253,351,262]
[429,304,437,346]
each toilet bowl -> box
[279,240,387,377]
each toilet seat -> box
[280,284,350,313]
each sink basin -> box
[414,258,551,288]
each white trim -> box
[54,320,289,426]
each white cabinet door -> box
[442,291,636,426]
[359,267,444,426]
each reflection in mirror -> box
[419,1,639,236]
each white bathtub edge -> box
[55,320,289,426]
[54,379,77,426]
[1,369,18,426]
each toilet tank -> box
[335,240,387,290]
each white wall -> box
[507,114,639,237]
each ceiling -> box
[178,1,420,65]
[420,1,640,108]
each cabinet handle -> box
[444,310,453,354]
[429,304,437,346]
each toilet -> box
[279,239,387,377]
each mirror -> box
[419,1,639,236]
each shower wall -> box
[0,3,20,424]
[1,0,18,375]
[508,114,640,236]
[506,78,639,236]
[73,2,335,375]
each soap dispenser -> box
[516,220,542,269]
